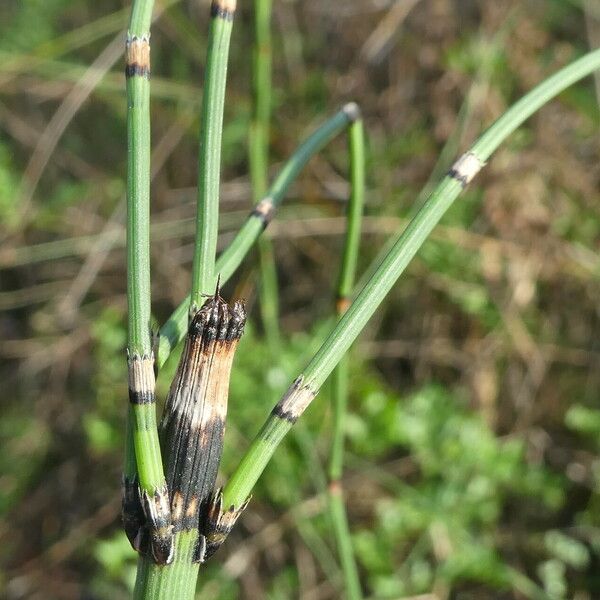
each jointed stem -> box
[222,48,600,512]
[134,531,200,599]
[158,105,358,367]
[190,0,236,311]
[251,0,281,351]
[125,0,173,565]
[328,116,365,600]
[124,3,600,592]
[126,0,153,360]
[132,2,239,595]
[334,117,366,316]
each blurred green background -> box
[1,0,600,598]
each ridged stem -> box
[126,0,153,357]
[158,105,356,366]
[222,48,600,512]
[327,117,365,600]
[250,0,281,351]
[133,531,200,600]
[125,0,168,522]
[190,1,236,311]
[133,2,238,597]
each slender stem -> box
[127,1,153,358]
[256,241,280,346]
[335,118,365,309]
[328,480,361,600]
[306,48,600,391]
[222,48,600,511]
[328,116,365,600]
[250,0,281,350]
[249,0,272,200]
[158,105,357,367]
[125,0,172,563]
[190,0,236,311]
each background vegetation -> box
[1,0,600,598]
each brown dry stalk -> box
[160,290,246,562]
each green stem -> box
[222,47,600,511]
[256,240,281,347]
[328,116,365,600]
[328,486,361,599]
[190,1,236,311]
[133,1,238,595]
[133,531,200,599]
[158,105,357,367]
[125,0,168,521]
[127,1,153,357]
[250,0,281,350]
[335,118,365,308]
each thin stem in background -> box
[190,0,236,311]
[328,114,365,600]
[221,47,600,513]
[158,104,358,367]
[250,0,281,351]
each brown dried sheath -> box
[159,292,245,561]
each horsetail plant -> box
[249,0,281,350]
[128,0,242,595]
[191,0,236,311]
[122,0,600,594]
[328,112,365,600]
[220,46,600,527]
[157,104,359,367]
[123,0,172,566]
